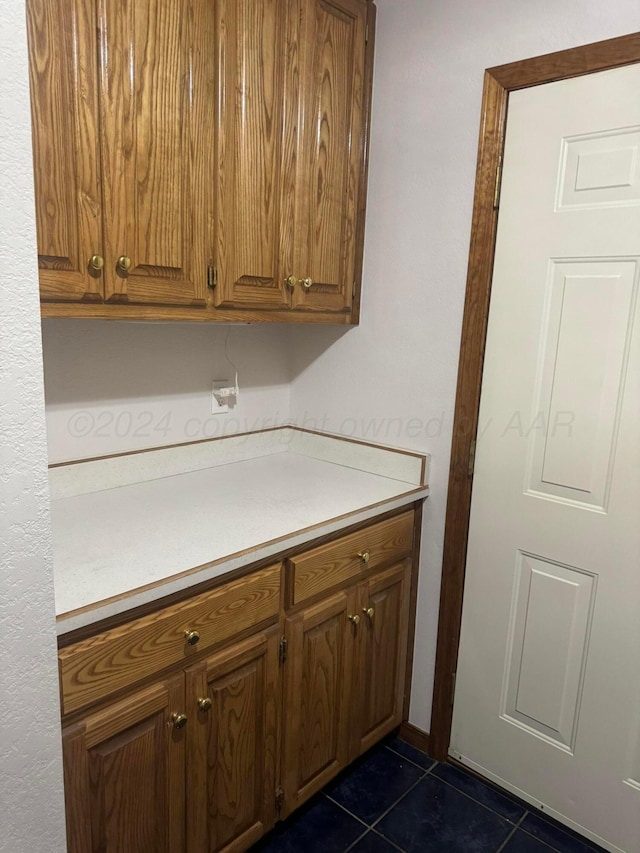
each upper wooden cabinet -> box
[27,0,213,310]
[26,0,375,323]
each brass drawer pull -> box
[285,274,297,289]
[197,697,212,712]
[363,607,375,621]
[171,712,188,729]
[185,630,200,646]
[301,276,313,289]
[116,254,132,273]
[88,254,104,272]
[358,550,371,564]
[348,614,360,626]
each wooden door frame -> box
[429,31,640,762]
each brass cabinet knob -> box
[363,606,375,621]
[197,697,212,712]
[171,712,188,729]
[348,614,360,626]
[88,254,104,272]
[301,277,313,289]
[358,550,371,564]
[116,255,132,273]
[284,274,297,289]
[185,630,200,646]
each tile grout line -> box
[430,772,528,826]
[327,760,436,849]
[493,811,530,853]
[383,742,436,773]
[369,762,437,832]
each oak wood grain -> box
[430,34,640,763]
[354,560,411,756]
[59,564,280,714]
[291,0,368,314]
[186,627,279,853]
[98,0,213,307]
[214,0,290,310]
[350,0,376,325]
[62,674,185,853]
[26,0,102,301]
[287,510,414,605]
[282,589,355,815]
[40,300,355,323]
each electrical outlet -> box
[211,380,230,414]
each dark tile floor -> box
[251,736,606,853]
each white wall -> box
[43,321,291,462]
[0,1,67,849]
[289,0,640,732]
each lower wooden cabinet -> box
[281,588,356,814]
[281,560,412,816]
[59,509,418,852]
[185,627,280,853]
[62,674,186,853]
[354,560,411,755]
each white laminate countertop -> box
[50,427,429,634]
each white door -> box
[451,63,640,853]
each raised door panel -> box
[354,560,410,756]
[62,675,185,853]
[98,0,213,307]
[282,588,356,815]
[291,0,368,314]
[186,628,279,853]
[26,0,103,302]
[214,0,292,310]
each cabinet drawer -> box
[287,512,414,606]
[59,564,281,715]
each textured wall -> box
[289,0,640,731]
[0,0,67,848]
[43,320,292,462]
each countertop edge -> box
[55,485,429,637]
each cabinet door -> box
[354,559,411,756]
[26,0,103,302]
[213,0,293,310]
[98,0,214,307]
[62,675,185,853]
[186,627,280,853]
[290,0,369,314]
[282,588,356,815]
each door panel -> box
[214,0,291,309]
[62,676,185,853]
[186,628,279,853]
[452,63,640,853]
[291,0,367,313]
[98,0,213,306]
[26,0,102,301]
[355,560,410,756]
[282,588,355,814]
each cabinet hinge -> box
[275,786,285,812]
[467,438,477,478]
[279,636,288,664]
[493,153,503,210]
[207,262,217,289]
[451,672,457,706]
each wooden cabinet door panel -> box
[98,0,213,307]
[26,0,103,302]
[354,560,411,756]
[282,588,355,814]
[214,0,292,310]
[62,675,185,853]
[186,627,279,853]
[291,0,368,314]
